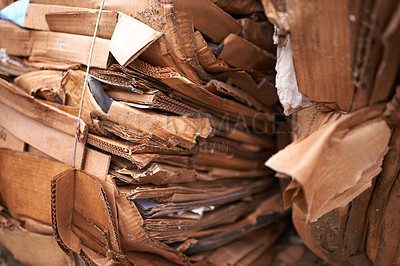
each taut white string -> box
[72,0,106,168]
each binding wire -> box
[72,0,106,168]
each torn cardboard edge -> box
[266,104,391,222]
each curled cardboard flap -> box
[110,13,163,66]
[52,169,125,263]
[266,106,391,222]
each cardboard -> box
[219,33,276,73]
[0,149,69,225]
[352,0,399,110]
[0,125,25,151]
[45,10,117,39]
[285,0,353,112]
[369,3,400,105]
[194,31,232,73]
[115,195,189,265]
[211,0,263,15]
[176,193,287,254]
[0,19,31,57]
[0,78,86,166]
[143,193,274,244]
[174,0,242,43]
[31,30,110,69]
[109,13,162,66]
[52,169,129,264]
[24,3,100,31]
[14,70,66,104]
[267,105,391,222]
[239,18,275,53]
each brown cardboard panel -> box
[46,10,118,39]
[216,71,277,107]
[52,169,126,263]
[219,34,275,73]
[0,149,69,224]
[0,78,86,166]
[212,0,262,15]
[0,102,85,166]
[0,78,86,137]
[0,125,25,152]
[238,18,275,53]
[25,217,53,235]
[0,20,32,57]
[266,105,390,222]
[31,31,110,68]
[24,3,108,32]
[286,0,353,111]
[23,56,80,70]
[174,0,242,43]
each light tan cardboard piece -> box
[109,13,163,66]
[0,149,70,225]
[266,105,391,222]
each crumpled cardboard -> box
[0,78,86,167]
[266,104,391,222]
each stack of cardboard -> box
[0,0,290,265]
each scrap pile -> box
[0,0,290,265]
